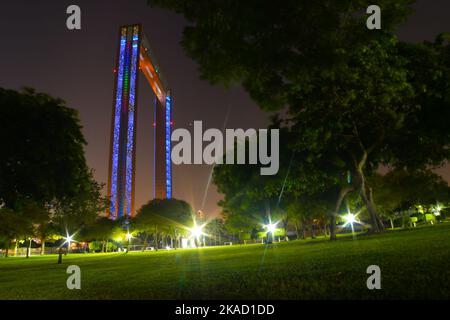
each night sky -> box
[0,0,449,217]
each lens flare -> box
[344,213,357,226]
[264,223,277,234]
[190,223,204,239]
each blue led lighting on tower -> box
[165,94,172,199]
[109,29,127,220]
[125,26,140,218]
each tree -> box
[222,212,256,244]
[213,127,349,240]
[0,87,90,210]
[0,87,105,258]
[205,218,226,246]
[19,200,49,258]
[151,1,450,237]
[133,198,193,250]
[212,126,296,239]
[286,35,450,235]
[370,169,450,227]
[148,1,413,110]
[84,217,118,253]
[0,208,30,257]
[50,170,107,258]
[35,220,59,255]
[286,190,335,240]
[284,35,416,233]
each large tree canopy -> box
[133,198,194,249]
[0,87,90,210]
[151,0,450,238]
[0,88,105,253]
[370,169,450,216]
[135,198,194,228]
[149,0,413,109]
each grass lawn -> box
[1,223,450,300]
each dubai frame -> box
[107,24,172,220]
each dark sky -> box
[0,0,449,217]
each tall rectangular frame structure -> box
[107,24,172,220]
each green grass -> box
[1,224,450,300]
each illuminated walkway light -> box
[343,213,357,226]
[190,223,204,239]
[343,212,360,239]
[62,232,78,254]
[264,223,277,235]
[63,234,74,245]
[188,218,208,248]
[126,232,133,241]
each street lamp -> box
[264,221,278,244]
[343,212,359,238]
[58,232,76,264]
[190,225,203,239]
[343,213,357,226]
[125,232,133,253]
[265,223,277,235]
[63,233,75,253]
[433,204,443,216]
[125,232,133,241]
[189,220,206,248]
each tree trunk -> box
[359,184,383,233]
[58,247,63,264]
[310,224,315,239]
[41,240,46,255]
[294,222,300,239]
[154,226,159,251]
[14,240,18,256]
[5,240,11,258]
[369,186,385,231]
[26,238,31,259]
[354,161,384,233]
[142,233,148,252]
[282,218,289,237]
[360,190,379,231]
[390,218,394,229]
[330,187,353,241]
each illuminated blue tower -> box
[107,24,172,220]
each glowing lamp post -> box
[343,213,359,238]
[63,233,75,254]
[266,223,277,235]
[190,225,203,239]
[433,204,443,217]
[264,222,278,244]
[189,221,206,248]
[125,232,133,253]
[344,213,357,226]
[58,232,76,264]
